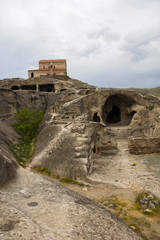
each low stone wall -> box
[128,137,160,154]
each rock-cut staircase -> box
[110,126,129,153]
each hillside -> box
[0,76,160,239]
[127,86,160,97]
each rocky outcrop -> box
[128,107,160,154]
[0,76,160,183]
[0,88,49,185]
[0,121,19,185]
[0,168,143,240]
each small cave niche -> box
[106,106,121,124]
[92,145,96,154]
[60,89,67,92]
[93,112,100,122]
[131,111,136,117]
[11,86,19,90]
[39,84,55,92]
[21,85,36,91]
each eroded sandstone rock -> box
[0,75,160,183]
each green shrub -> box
[14,108,44,141]
[13,108,44,166]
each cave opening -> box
[106,106,121,124]
[102,94,136,126]
[92,145,96,153]
[60,89,67,92]
[93,112,100,122]
[11,86,19,90]
[39,84,55,92]
[21,85,36,91]
[131,111,136,117]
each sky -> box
[0,0,160,88]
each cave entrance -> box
[93,112,100,122]
[102,94,136,126]
[11,86,19,90]
[106,106,121,124]
[39,84,55,92]
[21,85,36,91]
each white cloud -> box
[122,20,160,62]
[0,0,160,87]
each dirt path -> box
[65,126,160,239]
[88,126,160,198]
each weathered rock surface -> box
[0,76,160,183]
[0,88,49,186]
[0,168,143,240]
[0,75,160,239]
[0,120,19,185]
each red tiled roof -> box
[28,68,66,72]
[39,59,66,63]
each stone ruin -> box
[0,75,160,184]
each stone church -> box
[28,59,67,78]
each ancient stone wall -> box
[129,137,160,154]
[128,108,160,154]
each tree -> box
[14,108,44,141]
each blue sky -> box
[0,0,160,88]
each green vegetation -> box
[34,167,84,186]
[135,192,160,217]
[132,162,137,166]
[14,108,44,141]
[36,167,52,176]
[99,195,127,211]
[98,194,158,240]
[12,108,44,166]
[121,214,151,240]
[59,176,84,186]
[147,105,154,111]
[127,87,160,97]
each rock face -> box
[0,108,19,185]
[128,107,160,154]
[0,167,143,240]
[0,76,160,183]
[0,88,48,185]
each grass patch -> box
[34,168,84,186]
[59,176,84,186]
[98,194,154,240]
[121,214,151,240]
[99,194,127,208]
[127,87,160,97]
[135,192,160,217]
[12,138,36,167]
[34,167,56,178]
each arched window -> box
[31,72,34,78]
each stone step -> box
[110,127,129,140]
[74,153,87,158]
